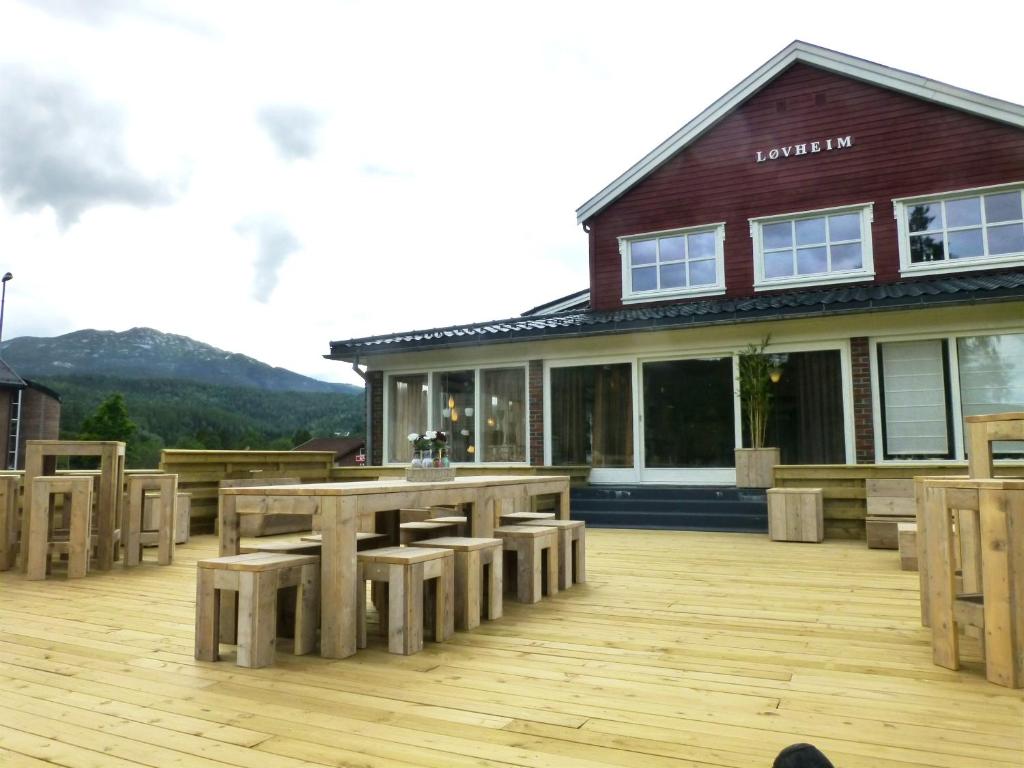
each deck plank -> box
[1,530,1021,767]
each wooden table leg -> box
[217,493,240,644]
[94,446,116,571]
[979,487,1024,688]
[320,496,358,659]
[925,484,959,670]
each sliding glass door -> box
[640,357,736,482]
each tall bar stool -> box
[493,525,559,604]
[125,474,177,566]
[415,537,503,630]
[0,475,20,571]
[26,476,93,580]
[922,478,1024,688]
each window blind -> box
[882,339,949,456]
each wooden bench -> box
[428,515,469,537]
[125,474,177,566]
[195,552,319,668]
[414,537,503,630]
[767,488,823,543]
[865,479,915,549]
[528,519,586,589]
[493,525,559,603]
[357,546,454,655]
[26,476,93,580]
[499,511,556,525]
[301,531,389,551]
[399,520,459,546]
[144,491,191,545]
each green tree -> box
[79,393,137,442]
[292,428,313,446]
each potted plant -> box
[735,337,782,488]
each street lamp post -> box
[0,272,11,347]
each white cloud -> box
[0,0,1021,386]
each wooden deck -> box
[1,530,1021,767]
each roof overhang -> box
[575,40,1024,225]
[327,272,1024,363]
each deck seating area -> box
[2,528,1021,767]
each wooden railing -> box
[159,450,335,531]
[774,462,1024,540]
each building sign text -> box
[755,135,853,163]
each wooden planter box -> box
[735,448,780,489]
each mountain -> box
[0,327,360,394]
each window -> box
[385,366,528,464]
[619,223,725,303]
[481,368,526,462]
[386,374,428,463]
[750,203,874,289]
[550,363,633,466]
[895,183,1024,275]
[878,340,952,458]
[876,332,1024,461]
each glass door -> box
[640,357,736,483]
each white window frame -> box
[382,364,530,466]
[618,222,726,304]
[870,328,1024,463]
[894,181,1024,277]
[750,202,875,291]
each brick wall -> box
[529,360,544,466]
[369,370,384,466]
[850,337,874,463]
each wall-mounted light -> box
[467,445,475,455]
[768,353,789,384]
[486,417,496,428]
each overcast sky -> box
[1,1,1021,385]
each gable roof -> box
[327,270,1024,361]
[0,358,26,389]
[576,41,1024,225]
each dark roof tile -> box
[329,271,1024,359]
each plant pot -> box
[735,447,780,489]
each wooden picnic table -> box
[218,474,570,659]
[20,440,126,572]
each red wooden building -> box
[328,42,1024,496]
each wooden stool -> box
[529,519,586,589]
[767,488,824,543]
[499,511,555,525]
[399,520,458,546]
[302,531,389,551]
[415,537,503,630]
[26,476,94,580]
[357,546,454,655]
[898,522,918,571]
[0,475,19,571]
[428,515,469,537]
[142,490,191,545]
[195,552,319,668]
[125,474,177,566]
[493,525,559,603]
